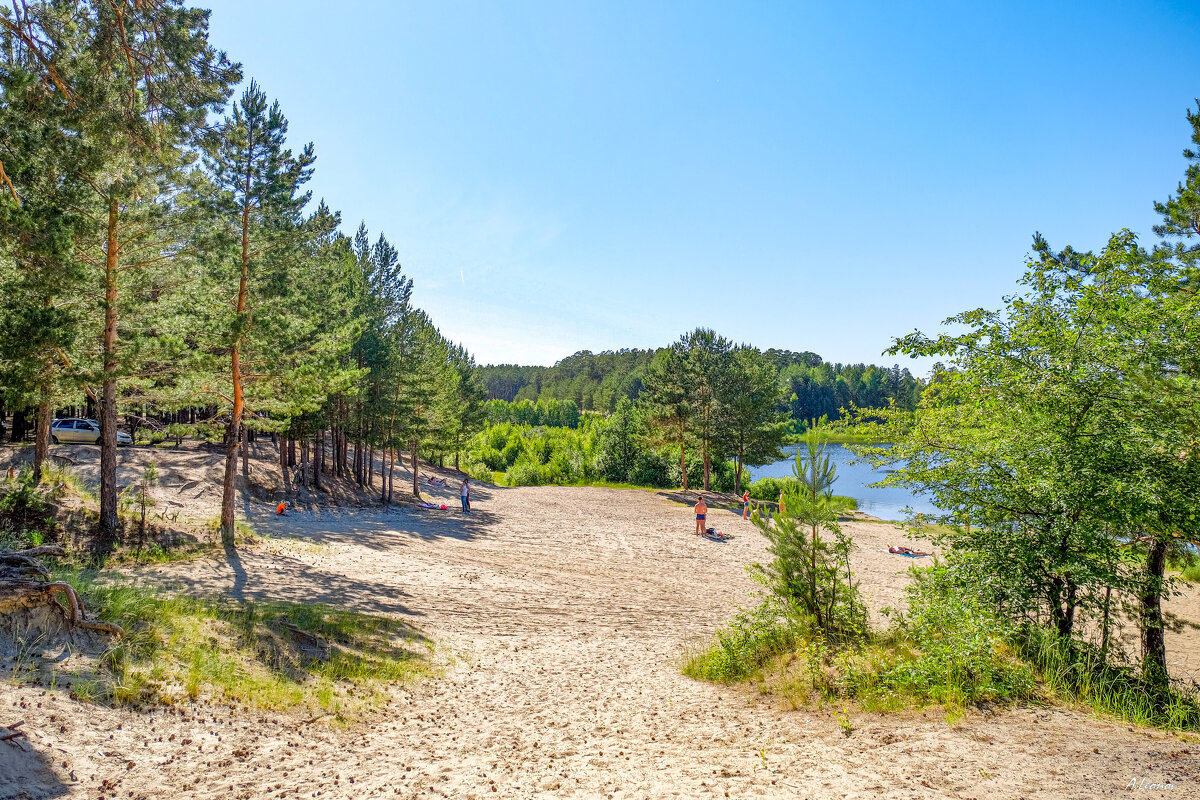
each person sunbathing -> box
[888,544,932,557]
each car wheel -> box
[51,435,59,444]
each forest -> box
[479,347,922,423]
[0,1,488,547]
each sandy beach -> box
[2,465,1198,799]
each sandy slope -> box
[2,476,1198,799]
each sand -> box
[1,452,1198,799]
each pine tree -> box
[718,347,787,495]
[201,80,319,546]
[641,343,696,490]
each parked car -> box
[50,418,133,446]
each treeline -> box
[0,1,486,547]
[468,329,793,494]
[478,348,922,423]
[482,398,582,429]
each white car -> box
[50,418,133,446]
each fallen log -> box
[0,546,123,637]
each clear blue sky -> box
[201,0,1200,370]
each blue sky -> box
[201,0,1200,370]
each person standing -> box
[460,478,470,514]
[742,490,751,520]
[778,488,786,517]
[694,494,708,536]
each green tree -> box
[641,343,696,489]
[718,346,787,495]
[872,231,1200,691]
[0,1,91,481]
[201,80,320,546]
[752,429,863,639]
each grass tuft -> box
[35,571,435,720]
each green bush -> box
[1181,563,1200,583]
[504,455,545,487]
[682,599,802,683]
[838,566,1036,707]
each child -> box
[276,501,288,515]
[742,490,750,520]
[694,494,708,536]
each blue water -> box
[745,443,941,520]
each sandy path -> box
[3,485,1197,799]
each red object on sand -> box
[440,504,448,510]
[276,502,286,515]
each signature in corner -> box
[1126,777,1174,791]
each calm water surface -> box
[745,443,941,520]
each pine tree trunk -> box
[300,438,309,488]
[411,440,420,497]
[314,430,323,490]
[99,199,120,541]
[241,425,249,482]
[220,195,252,548]
[279,436,289,492]
[1140,537,1170,690]
[677,420,688,490]
[702,447,711,492]
[380,446,388,504]
[32,388,51,484]
[221,408,240,546]
[287,437,296,468]
[387,447,396,503]
[735,457,743,497]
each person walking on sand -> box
[460,478,470,514]
[694,494,708,536]
[742,490,751,520]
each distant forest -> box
[477,347,923,422]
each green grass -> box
[22,571,435,720]
[1180,564,1200,583]
[43,462,98,504]
[684,575,1200,732]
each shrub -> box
[682,599,803,683]
[504,455,545,487]
[838,566,1037,707]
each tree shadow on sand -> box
[246,499,501,553]
[148,547,424,619]
[0,722,70,798]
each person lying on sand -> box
[694,495,708,536]
[888,544,932,557]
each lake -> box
[745,443,941,520]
